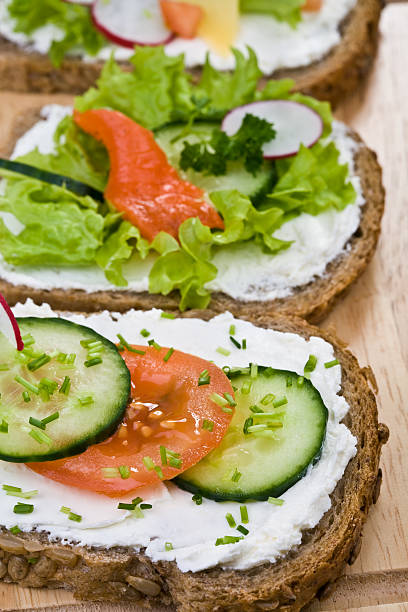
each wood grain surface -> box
[0,3,408,611]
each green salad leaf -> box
[0,46,356,309]
[240,0,304,28]
[8,0,106,67]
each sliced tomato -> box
[73,109,224,242]
[29,345,234,497]
[160,0,203,38]
[302,0,322,11]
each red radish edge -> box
[221,100,324,161]
[91,4,175,49]
[0,292,24,351]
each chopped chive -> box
[249,405,263,413]
[222,406,233,414]
[169,456,182,469]
[273,396,288,408]
[2,484,22,492]
[163,348,174,362]
[132,496,143,506]
[56,352,67,363]
[242,339,247,350]
[252,411,285,421]
[6,489,38,500]
[140,329,150,338]
[132,506,144,519]
[243,417,253,434]
[148,339,161,351]
[165,542,173,551]
[198,369,211,386]
[28,557,39,564]
[304,354,317,373]
[0,420,8,433]
[209,392,228,407]
[226,513,236,528]
[101,467,119,478]
[10,525,21,535]
[117,344,125,352]
[13,502,34,514]
[60,506,71,514]
[29,416,45,430]
[68,512,82,522]
[66,353,76,365]
[250,363,258,379]
[78,395,94,406]
[231,468,242,482]
[14,376,39,395]
[143,456,155,470]
[229,336,241,349]
[240,505,249,524]
[215,536,243,546]
[29,429,52,446]
[118,502,136,511]
[237,525,249,536]
[223,392,236,407]
[140,503,152,510]
[22,391,31,403]
[21,333,35,347]
[241,380,252,395]
[222,365,231,375]
[160,446,167,466]
[268,497,284,506]
[0,364,10,371]
[42,412,59,427]
[85,340,103,350]
[260,393,275,406]
[84,357,103,368]
[192,494,202,505]
[324,359,339,369]
[27,354,51,372]
[216,347,230,356]
[80,339,94,348]
[59,376,71,395]
[117,334,146,354]
[118,465,130,480]
[297,376,304,387]
[161,312,176,319]
[154,465,164,479]
[247,424,267,433]
[202,419,214,432]
[286,375,293,387]
[229,324,236,336]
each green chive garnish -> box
[161,312,176,319]
[231,468,242,482]
[229,336,241,349]
[242,339,247,350]
[101,467,119,478]
[118,502,136,511]
[117,334,146,354]
[226,513,236,528]
[2,485,21,492]
[160,446,167,466]
[13,502,34,514]
[192,494,202,505]
[202,419,214,432]
[229,324,236,335]
[84,357,103,368]
[260,393,275,406]
[59,376,71,395]
[68,512,82,522]
[57,352,67,363]
[148,339,161,351]
[132,496,143,506]
[169,456,182,469]
[165,542,173,551]
[223,392,236,407]
[268,497,284,506]
[10,525,21,535]
[132,506,144,519]
[273,396,288,408]
[304,354,317,373]
[78,395,94,406]
[163,348,174,362]
[66,353,76,365]
[28,557,38,564]
[286,376,293,387]
[209,392,228,407]
[241,380,252,395]
[249,405,263,413]
[143,456,155,470]
[15,376,39,395]
[6,489,38,500]
[216,347,230,356]
[297,376,304,387]
[140,503,152,510]
[0,364,10,371]
[324,359,339,369]
[22,391,31,403]
[250,363,258,379]
[118,465,130,479]
[60,506,70,514]
[215,536,243,546]
[29,429,52,446]
[240,505,249,524]
[243,417,253,434]
[42,412,59,426]
[237,525,249,536]
[140,329,150,338]
[29,416,45,430]
[198,369,211,386]
[27,354,51,372]
[21,333,35,347]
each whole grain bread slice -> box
[0,310,389,611]
[0,108,385,324]
[0,0,383,106]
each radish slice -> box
[63,0,93,5]
[92,0,174,48]
[0,292,23,351]
[222,100,324,160]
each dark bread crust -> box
[0,109,385,324]
[0,0,382,105]
[0,311,389,611]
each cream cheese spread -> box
[0,301,357,573]
[0,104,364,302]
[0,0,357,75]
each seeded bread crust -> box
[0,109,385,324]
[0,311,389,611]
[0,0,383,106]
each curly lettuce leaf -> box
[8,0,106,67]
[240,0,304,27]
[0,179,104,266]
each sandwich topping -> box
[0,0,358,75]
[0,300,357,573]
[0,48,363,309]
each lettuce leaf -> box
[240,0,304,28]
[0,179,104,265]
[8,0,106,67]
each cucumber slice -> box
[176,368,328,502]
[154,122,275,204]
[0,318,130,462]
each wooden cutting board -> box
[1,3,408,610]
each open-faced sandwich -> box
[0,49,384,322]
[0,0,383,103]
[0,295,388,609]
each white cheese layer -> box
[0,301,357,573]
[0,0,357,75]
[0,104,364,302]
